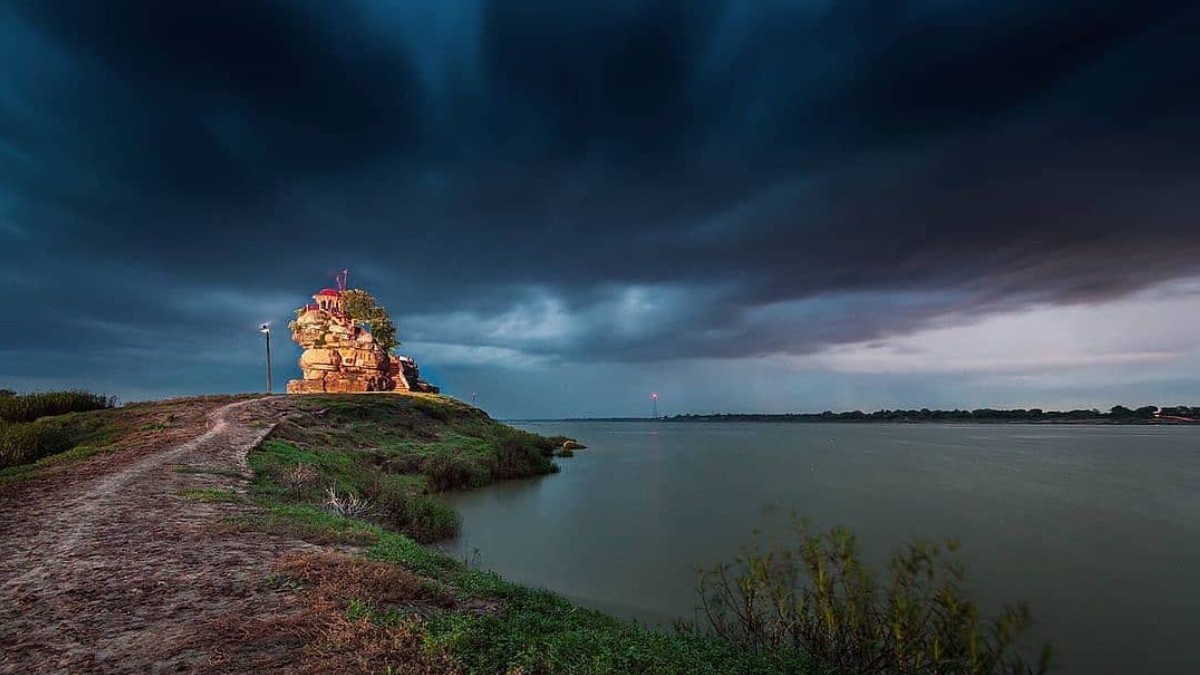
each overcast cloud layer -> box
[3,0,1199,417]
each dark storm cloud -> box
[3,0,1200,384]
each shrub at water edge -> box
[693,518,1054,675]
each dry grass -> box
[275,550,457,613]
[324,486,376,519]
[196,552,461,674]
[282,463,319,495]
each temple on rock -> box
[286,274,438,394]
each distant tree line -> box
[666,405,1200,423]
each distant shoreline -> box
[520,418,1196,425]
[513,406,1200,425]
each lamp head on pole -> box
[260,323,270,335]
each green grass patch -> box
[0,444,119,484]
[36,410,131,448]
[424,600,802,675]
[227,502,381,546]
[173,466,247,479]
[250,436,463,543]
[177,487,245,503]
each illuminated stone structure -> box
[286,286,437,394]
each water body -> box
[438,422,1200,675]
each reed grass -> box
[0,389,116,468]
[0,390,115,424]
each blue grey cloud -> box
[2,0,1199,412]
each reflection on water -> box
[438,422,1200,675]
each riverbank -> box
[239,394,803,673]
[0,393,804,673]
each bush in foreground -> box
[694,519,1053,675]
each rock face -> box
[286,288,438,395]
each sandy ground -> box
[0,397,318,674]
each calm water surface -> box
[438,422,1200,675]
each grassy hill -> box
[250,393,564,542]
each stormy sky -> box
[2,0,1199,417]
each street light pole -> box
[651,392,658,419]
[261,324,272,394]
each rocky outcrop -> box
[286,289,438,394]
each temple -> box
[286,280,437,394]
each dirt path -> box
[0,397,312,674]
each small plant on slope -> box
[324,487,375,520]
[282,463,319,497]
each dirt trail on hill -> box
[0,397,312,674]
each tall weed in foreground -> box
[695,519,1053,675]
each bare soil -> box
[0,397,331,674]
